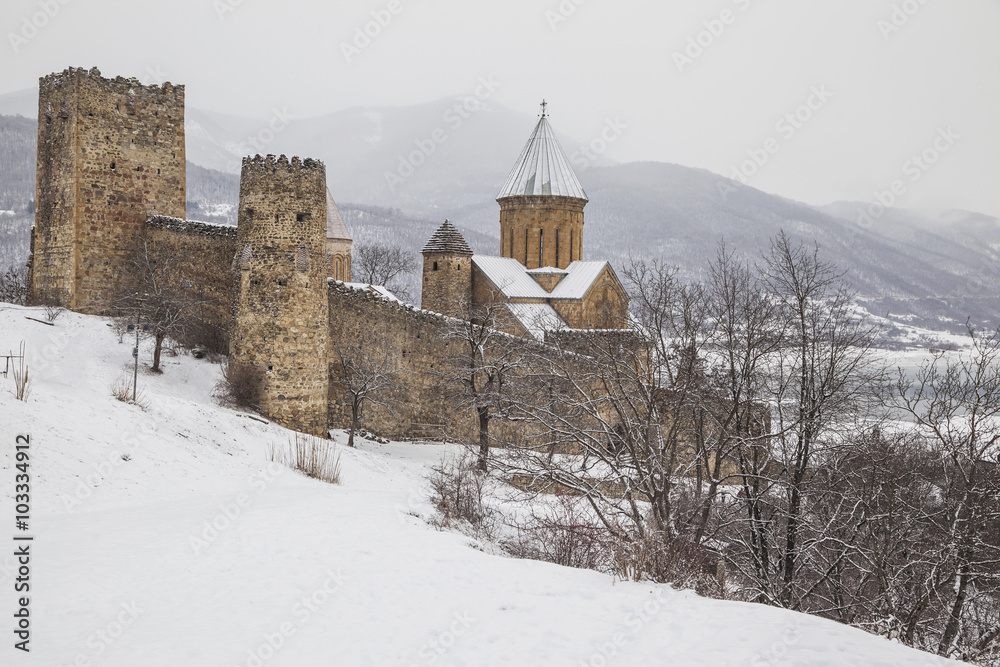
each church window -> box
[433,261,438,271]
[539,230,544,267]
[555,229,560,267]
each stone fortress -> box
[27,67,629,439]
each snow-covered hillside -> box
[0,305,963,666]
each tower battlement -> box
[241,154,325,176]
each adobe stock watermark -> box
[341,0,407,63]
[408,611,477,666]
[238,568,346,667]
[8,0,73,54]
[546,0,590,31]
[225,108,296,173]
[877,0,931,40]
[188,461,284,556]
[856,126,959,229]
[383,76,502,192]
[570,117,628,171]
[214,0,247,22]
[57,451,135,511]
[748,619,801,667]
[60,601,143,665]
[718,85,834,202]
[578,589,670,666]
[673,0,754,73]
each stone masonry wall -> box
[147,216,237,351]
[31,67,185,312]
[328,281,478,441]
[499,195,586,269]
[231,155,330,438]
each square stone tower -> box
[30,67,186,311]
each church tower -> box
[496,102,587,270]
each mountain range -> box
[0,86,997,337]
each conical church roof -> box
[497,115,587,201]
[326,188,352,241]
[422,219,473,255]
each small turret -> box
[420,220,473,318]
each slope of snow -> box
[0,305,963,666]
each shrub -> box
[0,265,28,305]
[110,372,148,408]
[10,341,29,402]
[501,495,610,571]
[269,433,341,484]
[428,450,497,537]
[216,360,264,411]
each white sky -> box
[1,0,997,217]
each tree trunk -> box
[477,406,490,472]
[152,332,165,372]
[348,401,359,447]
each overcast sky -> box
[1,0,997,217]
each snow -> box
[0,304,965,666]
[472,256,550,299]
[504,303,566,340]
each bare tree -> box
[0,263,28,305]
[334,343,398,448]
[442,293,525,471]
[735,231,883,607]
[891,324,1000,662]
[353,242,418,302]
[110,232,216,373]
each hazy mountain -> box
[1,86,998,336]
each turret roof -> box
[497,114,588,201]
[422,220,473,255]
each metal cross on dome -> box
[540,99,548,118]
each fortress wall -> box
[327,281,478,441]
[146,216,237,351]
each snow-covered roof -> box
[326,189,352,241]
[526,266,568,276]
[473,256,549,299]
[505,303,566,340]
[422,220,473,255]
[473,256,612,301]
[497,116,588,201]
[548,261,610,299]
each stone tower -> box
[420,220,473,318]
[324,188,352,282]
[30,67,186,311]
[496,105,587,270]
[230,154,331,438]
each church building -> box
[420,105,630,337]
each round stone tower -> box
[230,154,330,437]
[420,219,473,318]
[497,105,588,270]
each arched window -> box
[433,261,438,271]
[335,257,343,281]
[539,230,544,268]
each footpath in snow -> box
[0,304,963,666]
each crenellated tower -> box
[30,67,186,311]
[420,220,473,318]
[230,154,331,438]
[496,103,587,270]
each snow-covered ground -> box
[0,304,964,666]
